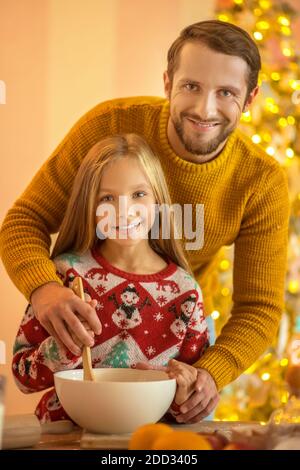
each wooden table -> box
[28,428,82,450]
[17,420,264,450]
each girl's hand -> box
[135,359,220,424]
[167,359,220,423]
[167,359,198,408]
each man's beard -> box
[172,112,235,156]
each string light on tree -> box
[215,0,300,422]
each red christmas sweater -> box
[12,249,209,423]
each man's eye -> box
[184,83,198,91]
[100,195,113,202]
[133,191,146,198]
[220,89,232,97]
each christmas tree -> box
[212,0,300,422]
[102,341,130,368]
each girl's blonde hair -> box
[52,133,192,274]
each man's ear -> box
[243,85,259,112]
[163,71,171,100]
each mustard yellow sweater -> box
[0,96,290,390]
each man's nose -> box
[194,92,217,120]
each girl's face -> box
[96,156,157,245]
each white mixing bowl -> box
[54,368,176,434]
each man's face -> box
[164,42,257,160]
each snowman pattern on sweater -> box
[110,284,151,330]
[12,249,209,422]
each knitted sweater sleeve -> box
[0,135,85,301]
[0,104,115,301]
[12,308,82,394]
[11,259,81,393]
[194,165,290,390]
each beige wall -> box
[0,0,215,416]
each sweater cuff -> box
[16,260,64,302]
[193,345,238,391]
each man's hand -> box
[31,282,102,355]
[135,359,219,423]
[68,299,98,349]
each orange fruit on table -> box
[128,423,174,450]
[152,430,212,450]
[223,442,256,450]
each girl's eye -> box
[100,195,114,202]
[133,191,146,198]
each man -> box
[0,20,289,423]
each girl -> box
[12,134,209,423]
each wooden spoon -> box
[72,276,95,381]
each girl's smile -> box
[113,218,142,233]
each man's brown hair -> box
[167,20,261,97]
